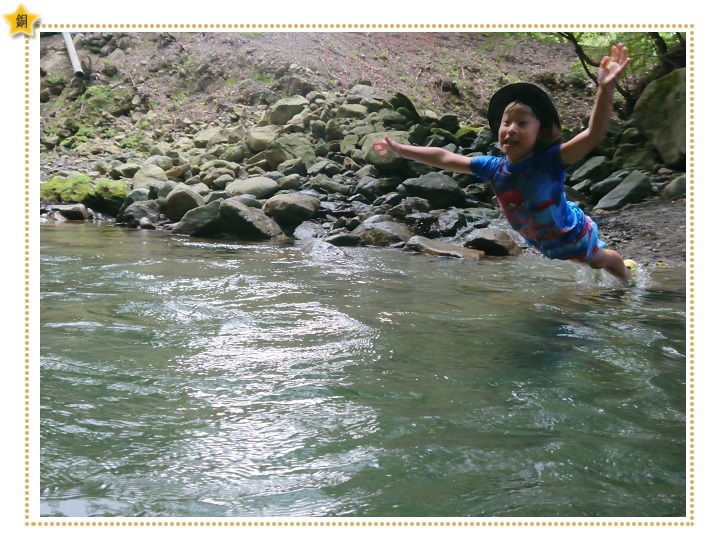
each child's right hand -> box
[372,136,401,158]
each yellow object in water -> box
[623,259,638,287]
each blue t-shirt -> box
[469,144,586,255]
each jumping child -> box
[373,43,634,283]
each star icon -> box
[3,3,40,37]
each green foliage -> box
[83,85,115,109]
[43,123,59,137]
[171,54,196,76]
[59,124,95,149]
[171,90,189,104]
[119,132,144,150]
[538,32,682,79]
[252,70,275,84]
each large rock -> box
[49,203,90,220]
[610,142,661,170]
[118,199,161,227]
[193,127,224,148]
[293,221,327,240]
[360,131,410,170]
[132,165,168,190]
[263,193,321,226]
[398,172,468,209]
[225,177,280,198]
[594,171,653,210]
[268,95,309,125]
[110,162,141,179]
[632,68,687,168]
[352,215,413,246]
[345,84,396,105]
[463,228,522,256]
[264,135,317,170]
[216,199,284,240]
[589,171,631,202]
[569,156,611,184]
[662,174,687,199]
[172,199,223,236]
[117,188,150,218]
[336,103,369,119]
[246,125,281,152]
[164,184,205,220]
[404,236,485,260]
[354,175,405,200]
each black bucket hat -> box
[487,83,561,133]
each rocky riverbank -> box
[40,32,687,268]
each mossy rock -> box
[40,175,95,204]
[88,179,131,215]
[40,175,130,215]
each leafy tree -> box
[555,32,686,116]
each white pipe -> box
[62,32,84,78]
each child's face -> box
[498,103,541,164]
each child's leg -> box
[585,248,631,281]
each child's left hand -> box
[598,43,631,88]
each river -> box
[39,222,686,517]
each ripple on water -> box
[40,224,687,517]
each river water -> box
[39,222,687,518]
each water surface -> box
[40,223,687,517]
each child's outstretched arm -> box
[372,136,473,175]
[560,43,631,165]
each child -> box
[373,43,634,283]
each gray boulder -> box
[263,193,321,226]
[132,165,168,190]
[143,154,173,170]
[225,177,280,198]
[247,125,281,153]
[117,188,150,217]
[50,203,90,220]
[610,142,661,170]
[264,135,317,170]
[293,221,327,240]
[361,131,410,170]
[463,228,522,256]
[589,171,631,202]
[569,156,611,184]
[632,68,687,168]
[594,171,653,210]
[336,104,369,119]
[110,162,141,179]
[171,199,223,236]
[353,215,413,246]
[386,197,431,220]
[268,95,309,125]
[662,174,687,199]
[398,172,467,209]
[345,84,396,105]
[216,199,283,240]
[118,199,161,226]
[193,127,224,148]
[165,184,205,220]
[404,236,485,260]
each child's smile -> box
[498,103,541,164]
